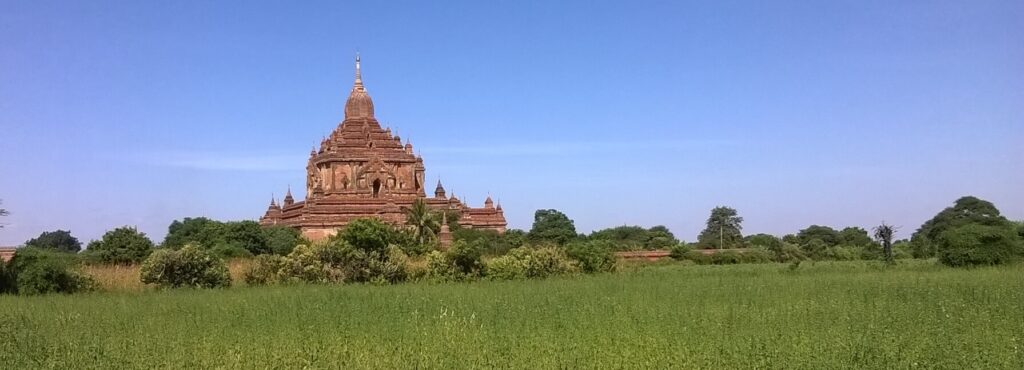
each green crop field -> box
[1,260,1022,369]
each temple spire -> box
[354,53,362,86]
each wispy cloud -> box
[420,139,738,156]
[135,150,305,171]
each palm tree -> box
[873,222,897,263]
[0,199,8,229]
[405,198,440,246]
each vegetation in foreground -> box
[0,261,1021,368]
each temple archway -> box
[372,179,381,198]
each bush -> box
[669,243,692,260]
[426,250,458,281]
[448,240,484,278]
[0,260,12,294]
[740,249,773,264]
[244,254,286,285]
[937,224,1022,267]
[821,246,860,261]
[683,250,712,265]
[566,240,616,273]
[711,250,742,265]
[246,240,408,285]
[773,243,807,263]
[83,226,154,264]
[140,245,231,289]
[485,247,578,280]
[8,248,94,295]
[209,243,254,259]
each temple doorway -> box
[372,179,381,198]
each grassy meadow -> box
[1,260,1022,368]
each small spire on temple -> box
[354,52,362,85]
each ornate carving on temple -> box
[259,55,507,240]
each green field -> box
[1,261,1022,368]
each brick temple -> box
[260,55,507,241]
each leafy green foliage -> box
[588,225,679,250]
[485,246,578,280]
[262,226,303,255]
[140,245,231,289]
[696,206,743,248]
[335,218,397,254]
[566,240,616,273]
[83,227,154,264]
[527,209,578,246]
[447,240,484,278]
[453,228,521,256]
[7,248,93,295]
[246,240,408,285]
[746,233,783,250]
[838,227,873,247]
[669,243,692,260]
[162,217,222,249]
[913,196,1013,257]
[404,198,440,246]
[24,230,82,253]
[795,225,841,247]
[937,223,1022,267]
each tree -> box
[913,196,1012,257]
[873,222,897,262]
[936,223,1022,267]
[795,225,841,247]
[527,209,578,246]
[404,198,440,246]
[746,233,783,251]
[24,230,82,253]
[697,206,743,249]
[838,227,873,247]
[263,225,303,255]
[335,218,396,254]
[83,227,154,264]
[588,225,679,250]
[7,248,93,295]
[162,217,221,249]
[221,221,270,255]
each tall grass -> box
[80,259,255,292]
[1,261,1021,368]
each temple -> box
[260,55,507,241]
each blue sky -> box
[1,1,1022,246]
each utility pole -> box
[719,224,723,249]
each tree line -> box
[0,195,1021,295]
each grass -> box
[1,260,1022,368]
[79,259,255,292]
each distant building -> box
[260,55,506,241]
[0,247,15,263]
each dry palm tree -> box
[405,198,440,246]
[873,222,897,263]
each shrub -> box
[485,247,578,280]
[821,246,860,261]
[740,249,773,264]
[209,243,254,259]
[683,250,712,265]
[8,248,94,295]
[485,254,529,280]
[140,245,231,289]
[773,243,807,263]
[711,250,742,265]
[669,243,692,260]
[937,224,1022,267]
[244,254,286,285]
[448,240,484,278]
[426,250,457,281]
[247,240,409,285]
[0,260,12,294]
[566,240,616,273]
[83,226,154,264]
[800,239,829,260]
